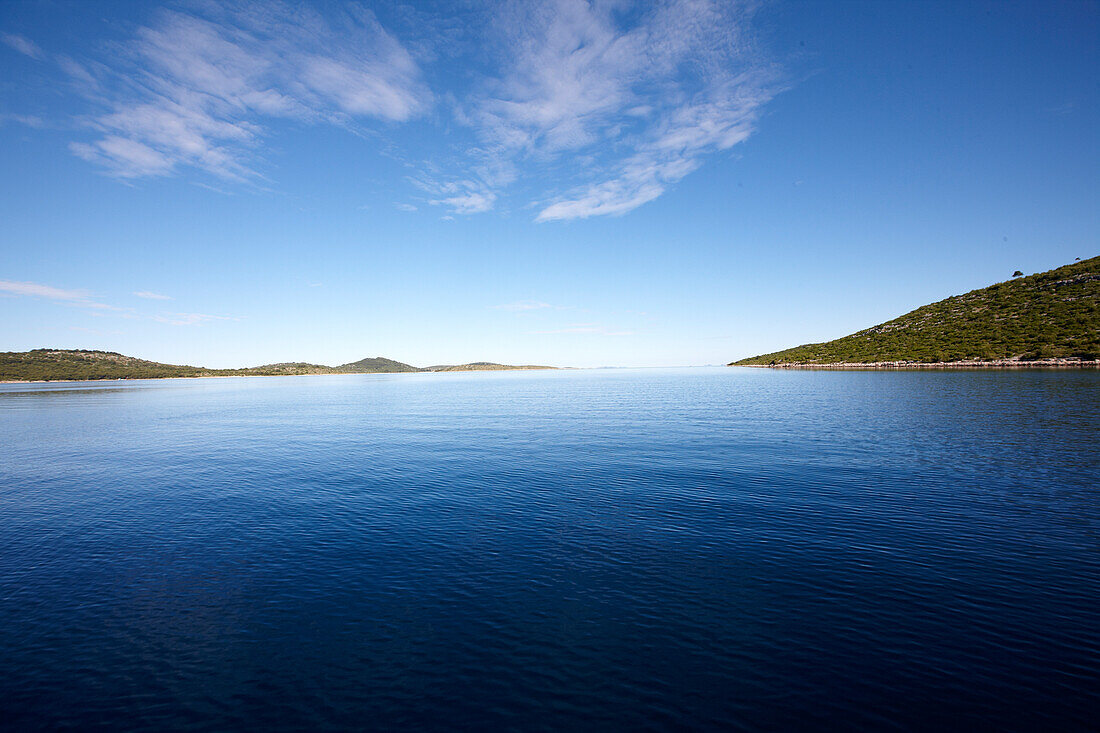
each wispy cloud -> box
[0,113,46,128]
[64,2,430,180]
[2,278,231,326]
[2,33,44,60]
[531,322,635,336]
[69,326,125,336]
[0,279,121,311]
[0,280,89,301]
[33,1,778,220]
[133,290,172,300]
[493,300,553,311]
[434,0,779,220]
[415,173,502,217]
[432,190,497,215]
[394,202,418,212]
[151,312,233,326]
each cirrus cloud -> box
[493,300,553,311]
[2,33,44,60]
[434,0,781,220]
[38,0,780,222]
[2,278,233,326]
[62,2,431,180]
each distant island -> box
[0,351,557,382]
[422,362,556,372]
[732,255,1099,368]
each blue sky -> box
[1,0,1096,368]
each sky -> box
[0,0,1096,368]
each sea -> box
[1,367,1097,730]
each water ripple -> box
[1,368,1098,729]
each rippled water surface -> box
[1,368,1098,729]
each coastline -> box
[0,373,350,385]
[733,358,1100,370]
[0,367,559,385]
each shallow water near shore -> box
[2,367,1098,729]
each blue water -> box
[1,368,1098,730]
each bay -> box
[1,368,1097,729]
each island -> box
[422,362,556,372]
[732,255,1099,368]
[0,351,557,382]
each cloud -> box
[2,34,43,60]
[431,190,496,215]
[493,300,553,311]
[71,137,176,179]
[0,280,89,301]
[416,172,503,217]
[69,326,125,336]
[1,278,231,325]
[38,1,779,218]
[531,322,636,336]
[0,279,123,312]
[442,0,779,220]
[64,2,430,180]
[536,158,671,221]
[0,113,46,128]
[56,56,99,89]
[151,312,232,326]
[133,290,172,300]
[394,202,417,212]
[0,277,124,310]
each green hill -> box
[733,256,1099,366]
[335,357,418,373]
[425,362,556,372]
[0,351,420,381]
[0,350,554,381]
[240,362,338,375]
[0,350,208,381]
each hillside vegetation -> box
[425,362,555,372]
[0,350,208,381]
[0,351,553,382]
[0,351,380,381]
[334,357,418,373]
[733,256,1099,366]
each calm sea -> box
[1,368,1097,730]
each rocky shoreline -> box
[735,358,1100,370]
